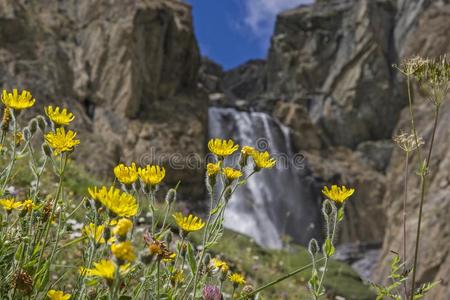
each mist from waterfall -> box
[208,107,322,249]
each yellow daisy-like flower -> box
[45,106,75,126]
[112,218,133,237]
[138,165,165,186]
[241,146,255,156]
[88,186,138,217]
[45,127,80,155]
[0,198,22,212]
[80,259,129,280]
[322,185,355,204]
[208,138,239,157]
[206,162,221,177]
[83,223,106,244]
[20,199,36,213]
[47,290,71,300]
[111,241,136,262]
[1,89,36,110]
[114,163,138,185]
[211,258,229,273]
[222,167,242,181]
[228,273,246,286]
[173,212,205,233]
[251,151,276,169]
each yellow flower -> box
[173,212,205,233]
[80,259,129,280]
[241,146,255,156]
[88,186,138,217]
[112,218,133,237]
[111,241,136,262]
[206,162,221,177]
[222,167,242,181]
[1,89,35,110]
[0,198,22,212]
[83,223,106,244]
[208,138,239,157]
[228,273,246,286]
[45,127,80,155]
[138,165,165,186]
[251,151,276,169]
[47,290,71,300]
[211,258,229,273]
[21,199,36,213]
[45,106,75,126]
[322,185,355,204]
[170,270,184,285]
[114,163,138,185]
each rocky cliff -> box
[0,0,208,200]
[200,0,449,297]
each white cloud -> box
[238,0,313,41]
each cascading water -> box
[209,107,322,249]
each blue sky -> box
[186,0,313,70]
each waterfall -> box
[208,107,322,249]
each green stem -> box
[409,105,440,300]
[236,258,326,300]
[402,151,409,298]
[1,110,17,194]
[157,261,161,299]
[35,154,68,280]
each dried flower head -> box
[1,89,36,110]
[1,107,11,132]
[45,127,80,155]
[393,131,425,153]
[88,186,138,217]
[322,185,355,204]
[173,212,205,233]
[12,269,33,295]
[208,138,239,157]
[114,163,138,185]
[395,56,429,77]
[416,55,450,106]
[45,106,75,126]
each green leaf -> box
[323,238,335,257]
[186,243,197,275]
[210,202,223,216]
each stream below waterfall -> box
[208,107,322,249]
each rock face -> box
[266,0,404,148]
[373,1,450,298]
[0,0,208,200]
